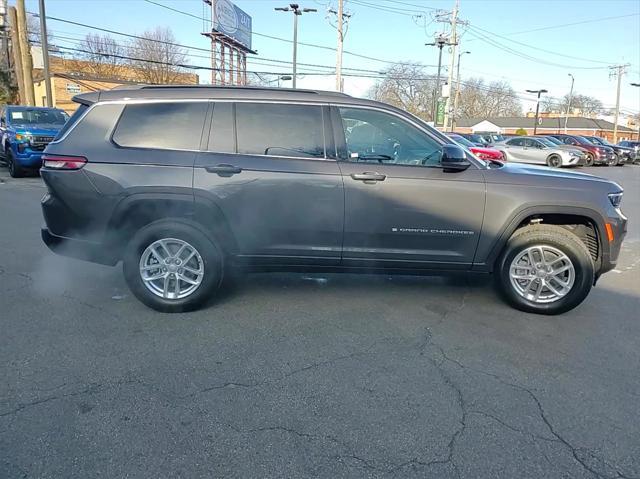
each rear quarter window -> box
[113,102,208,151]
[54,104,88,140]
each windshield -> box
[575,136,594,146]
[544,136,562,145]
[8,108,69,126]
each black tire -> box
[546,154,562,168]
[501,151,507,161]
[123,219,224,313]
[584,153,594,167]
[606,155,617,166]
[615,154,625,166]
[6,149,25,178]
[495,224,594,315]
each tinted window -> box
[207,102,235,153]
[54,104,88,140]
[113,102,208,150]
[339,107,441,166]
[507,138,525,146]
[235,103,325,158]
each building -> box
[32,55,199,114]
[454,117,637,142]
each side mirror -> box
[442,144,471,172]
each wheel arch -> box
[479,206,606,273]
[104,193,238,261]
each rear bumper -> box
[41,226,118,266]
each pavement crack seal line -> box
[427,340,638,479]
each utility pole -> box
[38,0,52,107]
[442,0,459,131]
[15,0,34,106]
[452,50,470,132]
[564,73,574,134]
[329,0,350,92]
[526,88,548,135]
[610,64,629,144]
[275,4,317,89]
[8,7,25,104]
[0,0,8,70]
[426,34,453,125]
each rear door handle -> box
[205,164,243,176]
[350,172,386,183]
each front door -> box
[194,102,344,266]
[333,106,486,269]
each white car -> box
[493,137,584,167]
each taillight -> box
[42,154,87,170]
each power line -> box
[505,13,640,36]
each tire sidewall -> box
[585,153,594,167]
[547,155,561,168]
[496,230,594,315]
[123,221,223,313]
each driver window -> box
[338,107,442,167]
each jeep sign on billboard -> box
[213,0,252,50]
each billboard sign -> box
[213,0,252,50]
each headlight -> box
[608,192,623,208]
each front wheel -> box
[6,150,25,178]
[584,153,594,167]
[123,220,223,312]
[495,225,594,315]
[546,155,562,168]
[606,155,617,166]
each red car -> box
[447,133,504,161]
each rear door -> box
[522,138,546,164]
[194,101,344,265]
[333,105,485,268]
[503,137,526,162]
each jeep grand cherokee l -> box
[40,86,627,315]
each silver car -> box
[493,137,583,167]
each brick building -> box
[454,117,637,142]
[32,56,199,114]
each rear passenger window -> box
[235,103,325,158]
[208,102,235,153]
[113,102,208,150]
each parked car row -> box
[453,131,639,168]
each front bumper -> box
[12,149,44,168]
[598,211,627,276]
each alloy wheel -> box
[139,238,205,300]
[509,245,575,304]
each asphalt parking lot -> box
[1,164,639,479]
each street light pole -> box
[275,4,317,89]
[526,88,548,135]
[452,50,470,132]
[564,73,574,134]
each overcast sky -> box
[24,0,640,115]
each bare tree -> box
[368,63,436,121]
[457,78,522,118]
[26,14,53,46]
[542,93,603,116]
[126,27,188,84]
[79,33,126,78]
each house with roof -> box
[453,117,636,142]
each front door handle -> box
[350,172,386,183]
[205,164,243,176]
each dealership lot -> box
[1,166,639,478]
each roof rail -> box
[112,84,352,97]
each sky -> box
[22,0,640,115]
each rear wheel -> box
[546,155,562,168]
[123,220,223,312]
[6,149,25,178]
[495,224,594,315]
[615,154,626,166]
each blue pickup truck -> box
[0,105,69,177]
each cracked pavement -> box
[1,166,639,478]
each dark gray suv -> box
[40,86,627,315]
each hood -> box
[12,124,62,135]
[486,162,620,189]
